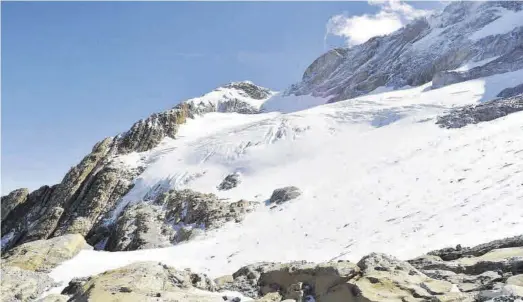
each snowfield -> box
[49,73,523,289]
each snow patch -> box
[469,7,523,41]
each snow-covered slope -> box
[3,2,523,300]
[186,81,276,114]
[49,73,523,288]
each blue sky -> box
[1,1,440,194]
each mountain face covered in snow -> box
[2,1,523,301]
[287,1,523,102]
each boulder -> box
[436,94,523,129]
[2,234,91,272]
[269,187,302,205]
[226,260,359,301]
[0,266,55,302]
[218,172,242,191]
[69,261,219,301]
[349,253,454,302]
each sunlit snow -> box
[50,73,523,289]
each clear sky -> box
[1,1,439,194]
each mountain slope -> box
[44,75,523,287]
[287,1,523,102]
[2,1,523,301]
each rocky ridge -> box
[1,234,521,301]
[287,1,523,102]
[436,93,523,128]
[1,82,272,252]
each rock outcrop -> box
[0,234,521,302]
[269,186,302,205]
[1,266,55,302]
[2,234,92,272]
[187,81,274,115]
[216,235,523,302]
[436,93,523,128]
[66,261,219,301]
[217,172,242,191]
[432,45,523,89]
[0,82,272,253]
[497,83,523,98]
[1,188,29,220]
[103,189,258,251]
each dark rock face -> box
[223,81,272,100]
[436,94,523,128]
[432,46,523,89]
[217,172,242,191]
[498,83,523,98]
[103,189,258,251]
[1,188,29,220]
[288,1,523,102]
[268,186,302,205]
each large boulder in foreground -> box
[2,234,91,272]
[67,261,220,301]
[1,266,55,302]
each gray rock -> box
[1,266,55,302]
[1,188,29,220]
[426,235,523,261]
[61,276,90,296]
[436,94,523,129]
[0,81,273,253]
[225,260,360,301]
[284,1,523,103]
[2,234,92,272]
[68,261,218,301]
[105,202,175,251]
[497,83,523,98]
[188,81,273,115]
[218,172,242,191]
[269,186,302,205]
[432,46,523,89]
[104,189,258,251]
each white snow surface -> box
[50,73,523,288]
[451,56,500,72]
[185,81,275,112]
[469,6,523,41]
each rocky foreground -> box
[1,234,521,302]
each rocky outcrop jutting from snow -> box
[0,82,272,252]
[436,93,523,128]
[99,189,258,251]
